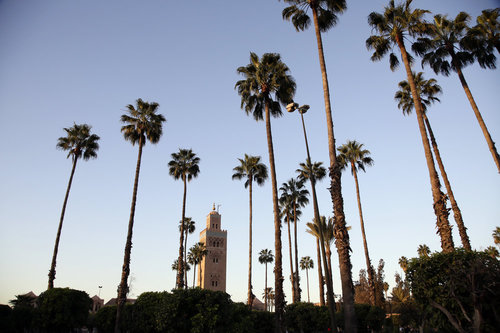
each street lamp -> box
[287,101,338,331]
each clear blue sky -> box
[1,0,498,305]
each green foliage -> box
[99,288,274,333]
[36,288,92,332]
[407,249,500,332]
[284,302,329,333]
[337,304,385,333]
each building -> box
[197,205,227,292]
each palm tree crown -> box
[57,123,100,161]
[281,0,347,32]
[232,154,268,187]
[466,9,499,56]
[337,141,374,175]
[366,0,431,71]
[296,160,326,183]
[235,52,295,120]
[121,98,166,146]
[395,71,441,115]
[168,149,201,182]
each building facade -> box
[197,205,227,292]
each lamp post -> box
[287,102,338,332]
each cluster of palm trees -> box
[47,1,497,332]
[232,1,497,332]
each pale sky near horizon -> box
[1,0,499,306]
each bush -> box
[35,288,92,332]
[337,304,385,333]
[284,302,329,332]
[407,249,500,332]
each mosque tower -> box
[197,204,227,291]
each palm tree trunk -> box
[248,179,254,308]
[352,165,376,305]
[453,57,500,173]
[423,114,471,250]
[315,238,325,306]
[193,263,197,288]
[396,35,454,253]
[264,101,284,332]
[264,262,268,312]
[184,223,189,288]
[176,177,187,288]
[311,7,355,332]
[293,204,301,302]
[48,157,78,289]
[286,215,296,302]
[306,268,310,303]
[115,138,143,333]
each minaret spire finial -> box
[212,203,215,211]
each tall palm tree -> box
[179,217,196,287]
[300,256,314,303]
[305,220,325,305]
[168,149,200,289]
[236,52,295,330]
[298,160,327,306]
[413,12,500,172]
[232,154,268,308]
[338,140,376,306]
[417,244,430,257]
[49,123,99,289]
[259,249,274,312]
[281,1,354,329]
[306,216,335,292]
[367,0,454,253]
[116,99,165,333]
[395,72,471,250]
[188,242,207,288]
[279,178,309,303]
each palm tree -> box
[116,99,165,333]
[417,244,430,257]
[484,246,499,259]
[281,1,352,330]
[48,123,100,289]
[398,256,409,273]
[467,9,499,54]
[279,178,309,303]
[179,217,196,287]
[232,154,268,308]
[413,12,500,172]
[367,0,454,253]
[300,256,314,303]
[298,160,327,306]
[236,52,295,330]
[338,140,376,306]
[395,72,471,250]
[259,249,274,312]
[307,216,335,290]
[188,242,207,288]
[168,149,200,289]
[493,227,500,248]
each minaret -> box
[198,204,227,291]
